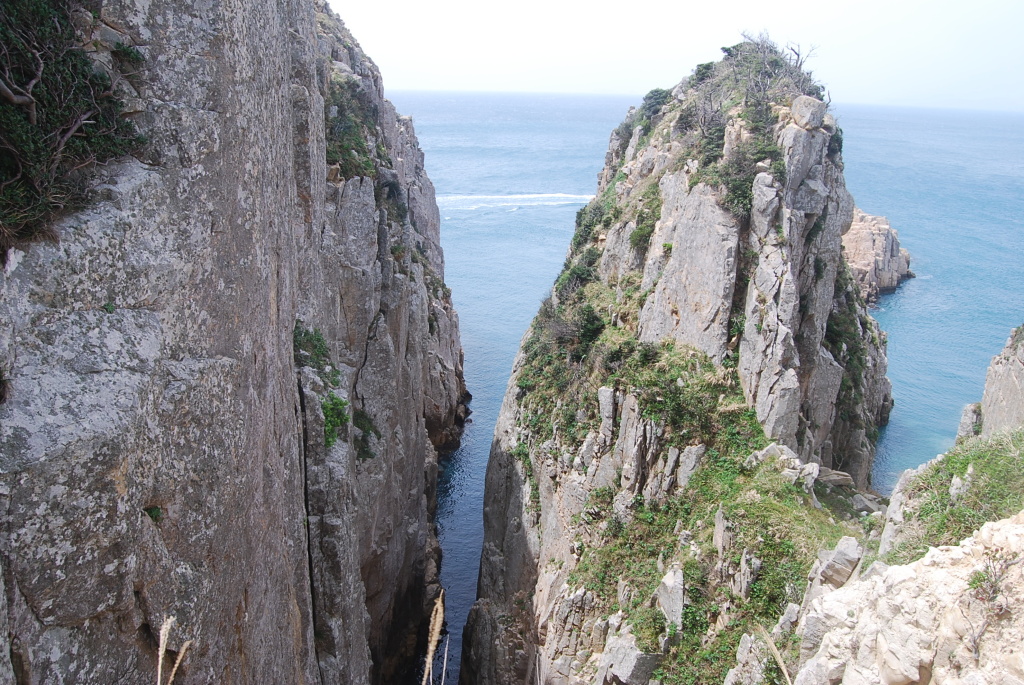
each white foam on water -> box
[438,193,594,210]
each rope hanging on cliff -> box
[421,589,445,685]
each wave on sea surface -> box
[437,193,593,210]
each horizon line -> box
[386,90,1024,116]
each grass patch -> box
[885,429,1024,565]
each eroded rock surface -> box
[0,2,465,683]
[463,50,892,683]
[978,326,1024,439]
[796,511,1024,685]
[841,208,913,303]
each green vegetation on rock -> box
[885,429,1024,566]
[823,264,872,440]
[323,394,350,448]
[500,33,882,685]
[1,0,144,252]
[324,76,378,180]
[293,321,340,387]
[353,408,380,460]
[628,182,662,253]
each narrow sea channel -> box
[391,92,1024,680]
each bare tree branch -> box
[49,109,96,171]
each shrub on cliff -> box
[628,182,661,252]
[325,77,378,179]
[1,0,143,254]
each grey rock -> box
[957,402,983,438]
[790,96,827,130]
[0,2,466,683]
[852,493,881,513]
[842,208,913,303]
[637,179,740,362]
[655,565,686,629]
[979,326,1024,438]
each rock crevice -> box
[0,2,465,683]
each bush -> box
[629,183,661,253]
[638,88,671,133]
[322,395,350,448]
[692,62,715,85]
[293,321,340,387]
[1,0,144,253]
[324,77,377,179]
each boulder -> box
[790,95,826,130]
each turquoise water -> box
[388,92,1024,679]
[836,105,1024,491]
[390,92,636,680]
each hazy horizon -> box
[328,0,1024,114]
[385,90,1024,116]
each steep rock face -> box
[735,99,891,488]
[978,326,1024,439]
[0,2,464,683]
[841,208,913,303]
[464,42,891,685]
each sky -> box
[326,0,1024,112]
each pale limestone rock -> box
[723,633,768,685]
[958,402,983,438]
[842,208,913,302]
[594,615,660,685]
[655,565,687,629]
[795,511,1024,685]
[791,95,827,130]
[637,179,740,362]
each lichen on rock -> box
[0,1,466,683]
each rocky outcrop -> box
[841,209,913,303]
[735,99,891,488]
[463,40,892,685]
[977,326,1024,439]
[884,326,1024,557]
[796,511,1024,685]
[0,2,464,683]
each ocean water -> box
[835,105,1024,491]
[390,92,636,681]
[388,92,1024,679]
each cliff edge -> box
[790,327,1024,685]
[0,1,465,683]
[462,37,892,685]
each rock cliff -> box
[763,328,1024,685]
[795,510,1024,685]
[841,209,913,304]
[0,1,465,683]
[462,38,891,685]
[958,325,1024,441]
